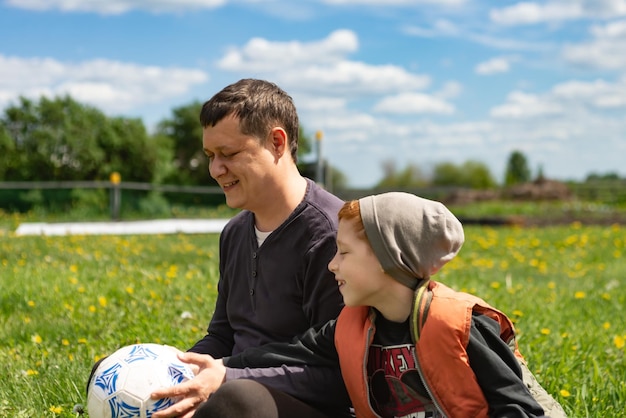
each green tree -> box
[297,126,313,160]
[0,95,165,182]
[461,160,497,189]
[376,160,428,188]
[432,160,496,189]
[432,162,461,187]
[326,165,348,190]
[155,101,207,186]
[505,150,531,186]
[0,123,16,180]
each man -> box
[151,79,351,418]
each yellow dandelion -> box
[23,316,31,324]
[574,291,586,299]
[614,335,625,349]
[77,286,86,293]
[27,300,35,307]
[560,389,571,397]
[601,293,610,300]
[547,282,556,289]
[540,328,551,335]
[512,310,524,317]
[69,264,78,273]
[62,339,70,346]
[49,405,63,414]
[490,281,501,289]
[98,296,107,307]
[31,334,42,344]
[89,305,96,313]
[125,286,134,294]
[25,369,39,376]
[603,322,610,330]
[78,338,87,344]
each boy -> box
[175,192,566,418]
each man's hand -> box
[150,352,226,418]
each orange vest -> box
[335,280,522,418]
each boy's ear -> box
[268,127,288,158]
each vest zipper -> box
[412,348,447,418]
[411,282,448,418]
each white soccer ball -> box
[86,343,195,418]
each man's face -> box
[202,115,276,212]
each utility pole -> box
[315,130,324,186]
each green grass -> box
[1,223,625,417]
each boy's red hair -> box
[338,200,366,240]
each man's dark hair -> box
[200,79,300,162]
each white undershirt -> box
[255,226,273,247]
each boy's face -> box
[328,218,392,307]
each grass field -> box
[1,222,625,417]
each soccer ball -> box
[87,343,195,418]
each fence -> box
[1,180,624,220]
[0,180,224,220]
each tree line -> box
[0,95,622,212]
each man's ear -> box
[269,127,288,158]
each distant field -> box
[1,223,625,417]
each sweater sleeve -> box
[224,319,339,368]
[467,314,547,418]
[223,320,350,414]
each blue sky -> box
[1,0,625,187]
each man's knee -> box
[193,380,278,418]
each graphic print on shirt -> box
[367,344,442,418]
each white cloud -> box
[490,0,626,26]
[490,2,582,26]
[552,78,626,108]
[373,93,454,115]
[562,19,626,70]
[218,30,430,96]
[321,0,466,6]
[0,55,208,113]
[475,57,511,75]
[436,81,463,99]
[5,0,227,14]
[218,29,359,71]
[490,76,626,121]
[490,91,564,118]
[402,22,552,52]
[401,20,460,38]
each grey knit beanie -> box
[359,192,464,289]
